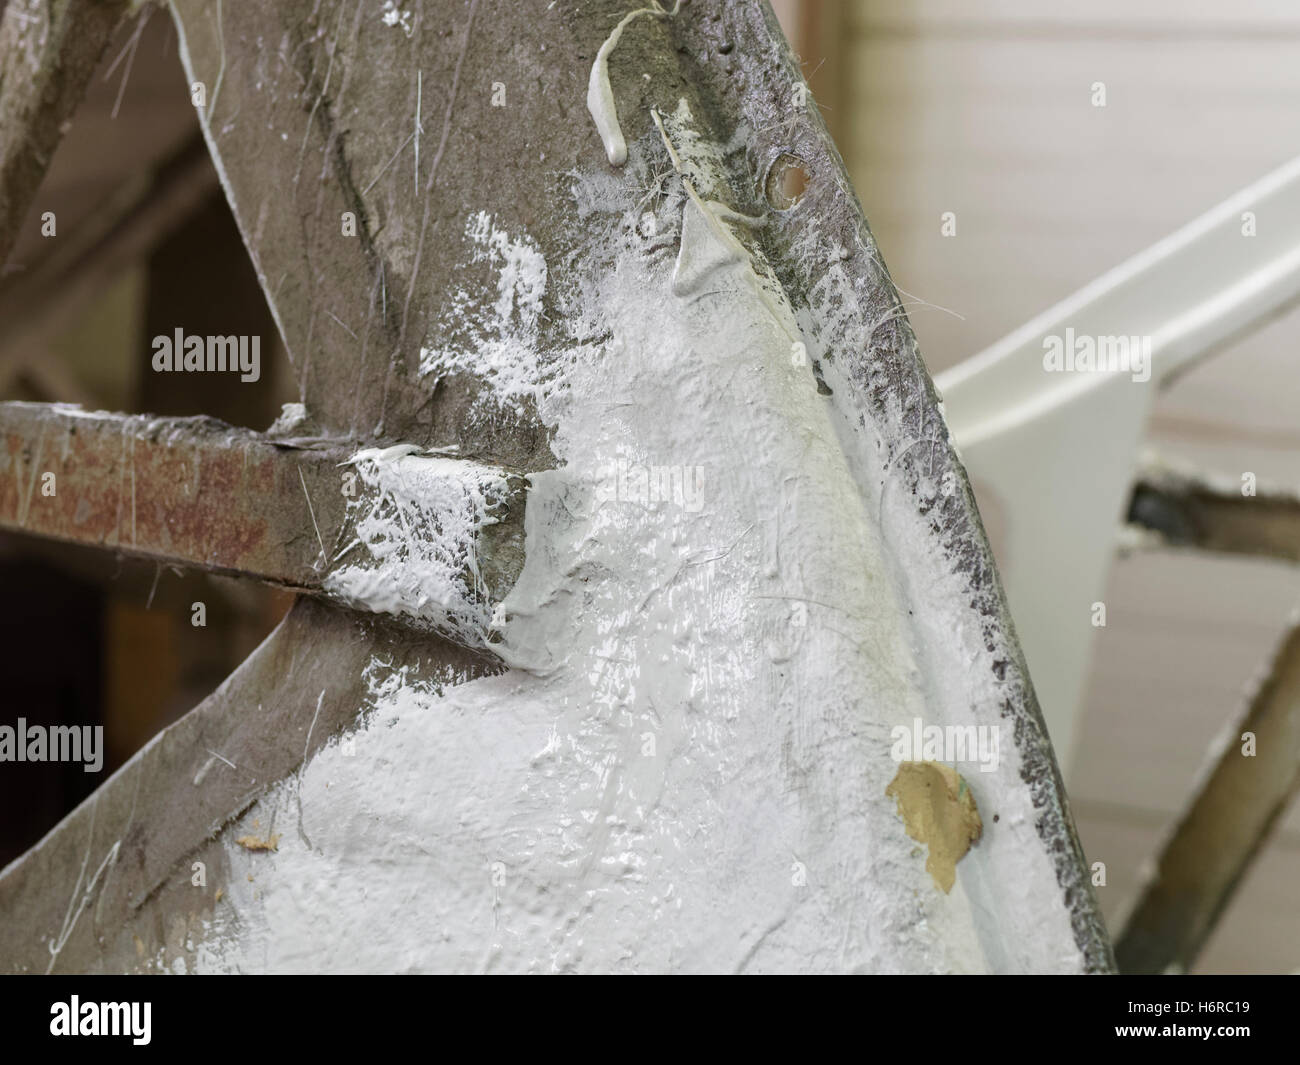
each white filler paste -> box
[193,100,1087,974]
[323,445,513,648]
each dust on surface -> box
[886,761,983,893]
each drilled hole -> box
[765,153,812,211]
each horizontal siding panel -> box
[851,0,1300,37]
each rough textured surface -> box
[0,597,497,973]
[0,0,1112,973]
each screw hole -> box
[765,153,812,211]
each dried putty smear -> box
[886,761,983,894]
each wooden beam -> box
[1126,462,1300,564]
[0,0,131,267]
[1116,621,1300,973]
[0,136,217,373]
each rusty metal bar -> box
[1115,620,1300,973]
[0,401,524,644]
[1,400,345,587]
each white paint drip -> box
[586,2,680,166]
[322,445,512,648]
[192,99,1089,974]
